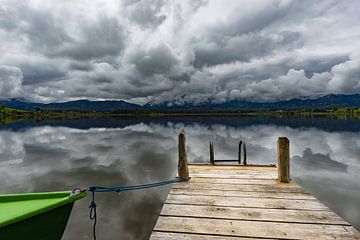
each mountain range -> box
[1,94,360,111]
[144,94,360,110]
[0,99,140,111]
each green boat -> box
[0,190,86,240]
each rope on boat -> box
[89,190,97,240]
[86,178,183,240]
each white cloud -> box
[328,54,360,93]
[0,0,359,103]
[0,65,24,98]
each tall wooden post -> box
[238,141,242,164]
[243,141,247,166]
[178,132,189,181]
[277,137,290,183]
[239,140,247,165]
[210,141,214,164]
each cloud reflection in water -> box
[0,118,359,238]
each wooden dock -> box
[150,134,360,239]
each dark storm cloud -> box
[0,2,71,52]
[194,31,303,67]
[19,61,67,84]
[123,0,166,29]
[286,54,350,78]
[126,43,179,76]
[204,0,292,41]
[0,0,359,103]
[0,2,125,60]
[50,17,125,61]
[68,62,94,72]
[214,54,349,85]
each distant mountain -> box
[0,99,141,111]
[1,94,360,111]
[144,94,360,110]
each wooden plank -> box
[166,194,330,211]
[190,177,296,185]
[172,182,307,193]
[151,164,360,239]
[190,173,277,179]
[154,216,360,240]
[150,232,271,240]
[188,165,276,171]
[169,188,315,200]
[189,170,277,176]
[160,204,347,225]
[189,169,276,174]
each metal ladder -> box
[209,140,247,165]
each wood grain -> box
[154,216,360,240]
[160,204,347,225]
[150,165,360,239]
[166,194,329,211]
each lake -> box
[1,116,360,239]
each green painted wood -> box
[0,202,74,240]
[0,191,86,240]
[0,191,86,228]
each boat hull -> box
[0,202,74,240]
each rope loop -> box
[89,189,97,240]
[87,178,183,240]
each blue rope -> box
[89,190,97,240]
[88,178,183,240]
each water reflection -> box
[0,126,178,240]
[293,148,348,172]
[0,117,359,239]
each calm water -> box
[1,117,360,239]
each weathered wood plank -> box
[150,232,271,240]
[166,194,329,211]
[190,173,277,179]
[172,182,307,193]
[190,177,296,185]
[154,216,360,240]
[151,164,360,239]
[190,168,277,174]
[169,188,315,200]
[188,165,276,171]
[160,204,347,225]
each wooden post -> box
[210,141,214,164]
[243,141,247,165]
[238,141,242,164]
[239,140,247,165]
[178,132,189,181]
[277,137,290,183]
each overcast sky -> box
[0,0,359,105]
